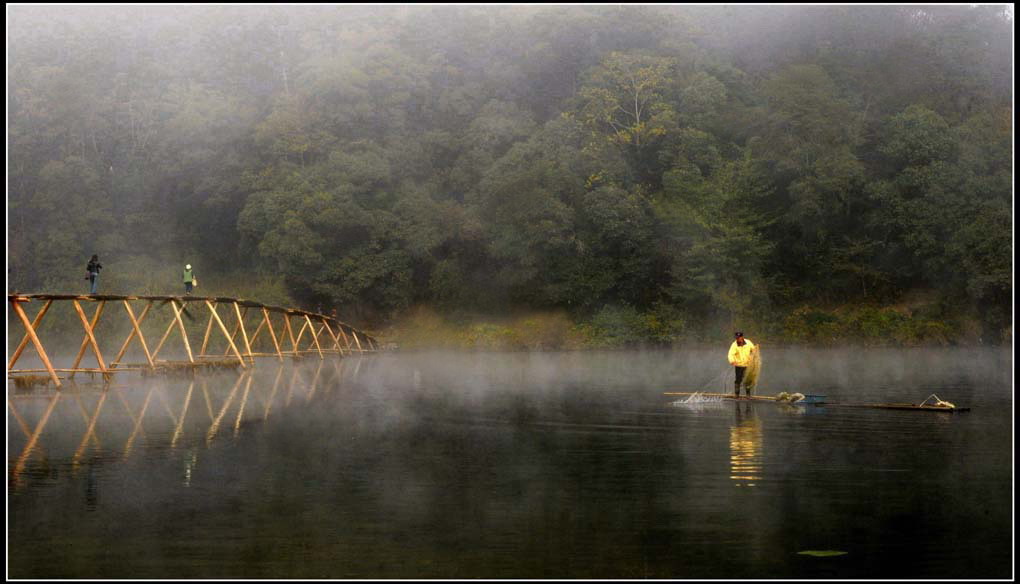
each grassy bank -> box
[379,303,1002,351]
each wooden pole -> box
[8,299,53,370]
[111,300,152,368]
[304,315,324,359]
[199,309,216,357]
[205,301,246,367]
[170,300,195,363]
[337,325,354,354]
[121,300,155,369]
[351,329,365,353]
[293,318,309,353]
[284,314,298,355]
[10,300,61,387]
[150,308,179,361]
[233,303,254,362]
[247,312,268,349]
[70,300,106,378]
[263,308,284,361]
[222,308,244,356]
[320,318,344,355]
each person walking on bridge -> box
[728,331,758,398]
[182,264,196,295]
[86,255,102,295]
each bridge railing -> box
[8,294,381,388]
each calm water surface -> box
[7,348,1013,578]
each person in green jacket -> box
[183,264,196,295]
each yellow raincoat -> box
[728,339,757,367]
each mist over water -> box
[7,348,1013,578]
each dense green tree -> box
[7,5,1012,341]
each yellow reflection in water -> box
[729,403,763,487]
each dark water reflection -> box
[7,348,1013,579]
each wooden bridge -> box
[7,293,382,388]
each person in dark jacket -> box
[86,255,102,294]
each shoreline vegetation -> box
[7,272,1007,354]
[8,6,1012,356]
[377,305,1007,352]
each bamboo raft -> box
[664,392,823,404]
[664,392,969,412]
[821,402,970,413]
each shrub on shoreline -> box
[383,303,982,351]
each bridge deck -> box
[8,293,382,388]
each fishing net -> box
[671,391,725,405]
[670,391,726,408]
[742,346,762,391]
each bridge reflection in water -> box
[7,357,372,489]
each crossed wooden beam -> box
[8,294,380,388]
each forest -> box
[7,5,1013,347]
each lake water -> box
[7,348,1014,579]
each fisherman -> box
[182,264,196,295]
[728,331,758,398]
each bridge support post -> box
[284,314,298,357]
[9,299,61,387]
[262,308,284,361]
[70,299,107,379]
[337,325,353,354]
[199,308,215,358]
[204,301,246,368]
[170,300,195,363]
[304,315,324,359]
[112,300,154,370]
[320,318,344,356]
[293,317,310,353]
[9,299,53,371]
[232,302,254,363]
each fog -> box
[7,5,1013,339]
[6,7,1014,575]
[10,346,1011,458]
[8,347,1013,577]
